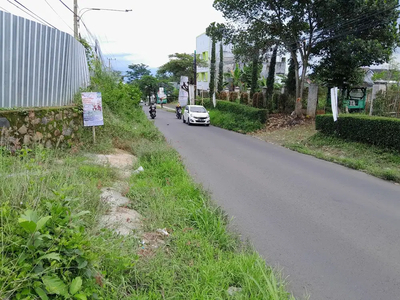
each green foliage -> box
[266,46,278,100]
[0,192,95,299]
[209,110,264,133]
[372,86,400,116]
[157,53,207,83]
[89,61,141,112]
[209,39,217,96]
[240,92,249,105]
[218,43,224,93]
[126,63,151,83]
[79,38,95,72]
[214,0,400,94]
[315,114,400,150]
[285,57,296,97]
[136,74,159,101]
[250,52,260,97]
[217,100,268,123]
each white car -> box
[182,105,210,126]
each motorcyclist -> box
[176,103,182,119]
[149,101,156,118]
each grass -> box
[253,122,400,184]
[0,105,294,299]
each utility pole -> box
[194,50,197,100]
[108,58,116,69]
[73,0,79,39]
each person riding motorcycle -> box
[176,103,182,119]
[149,102,156,119]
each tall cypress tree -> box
[217,42,224,93]
[286,56,296,97]
[250,49,259,98]
[266,46,278,100]
[209,39,216,97]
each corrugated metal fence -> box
[0,10,90,108]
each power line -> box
[10,0,58,29]
[0,5,11,13]
[6,0,47,25]
[58,0,94,41]
[44,0,74,33]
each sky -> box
[0,0,226,73]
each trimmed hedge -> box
[215,100,268,124]
[316,114,400,150]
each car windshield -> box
[190,107,207,113]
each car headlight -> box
[189,113,193,118]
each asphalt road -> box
[145,106,400,300]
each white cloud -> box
[2,0,225,69]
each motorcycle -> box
[176,107,182,119]
[149,104,156,119]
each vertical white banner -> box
[331,87,339,122]
[212,92,216,108]
[179,76,189,107]
[189,85,195,105]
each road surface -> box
[146,107,400,300]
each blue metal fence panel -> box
[0,10,90,108]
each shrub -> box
[316,114,400,150]
[279,93,295,113]
[240,93,249,105]
[219,91,228,100]
[252,93,259,108]
[216,100,268,124]
[209,110,263,133]
[229,91,238,102]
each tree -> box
[266,46,278,101]
[214,0,400,114]
[285,57,296,97]
[206,23,225,97]
[158,53,207,83]
[209,37,216,96]
[312,0,399,88]
[137,75,159,101]
[126,63,150,83]
[218,43,224,93]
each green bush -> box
[209,110,263,133]
[240,92,249,105]
[197,99,268,132]
[215,100,268,124]
[316,114,400,150]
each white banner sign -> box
[189,84,195,105]
[158,87,166,100]
[330,87,339,122]
[179,76,189,107]
[82,92,104,126]
[212,92,216,108]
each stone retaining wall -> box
[0,106,82,150]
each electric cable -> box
[11,0,58,29]
[0,5,11,13]
[44,0,74,33]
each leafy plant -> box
[0,191,95,299]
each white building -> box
[196,33,290,92]
[196,33,235,92]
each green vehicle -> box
[343,87,367,112]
